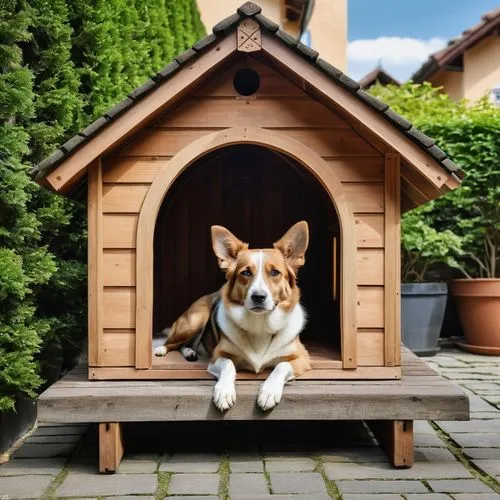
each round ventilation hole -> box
[233,68,260,96]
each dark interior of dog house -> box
[153,145,341,360]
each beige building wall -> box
[196,0,347,70]
[430,71,464,101]
[463,34,500,102]
[306,0,347,70]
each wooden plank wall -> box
[99,56,389,369]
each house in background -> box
[196,0,347,70]
[359,65,400,90]
[411,8,500,103]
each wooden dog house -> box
[32,2,464,382]
[35,3,469,473]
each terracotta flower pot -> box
[450,279,500,355]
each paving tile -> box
[437,420,500,433]
[0,457,66,476]
[160,453,220,473]
[269,472,327,494]
[166,497,217,500]
[469,412,500,419]
[451,433,500,448]
[324,462,472,480]
[433,358,469,368]
[337,479,427,493]
[12,442,75,458]
[483,395,500,406]
[230,473,269,497]
[462,382,500,392]
[317,447,387,462]
[57,472,157,496]
[453,495,500,500]
[104,497,155,500]
[224,496,330,500]
[472,460,500,477]
[463,448,500,459]
[118,459,158,473]
[405,495,451,500]
[469,396,499,412]
[0,474,53,498]
[230,459,264,472]
[269,496,330,500]
[414,421,436,434]
[168,473,219,495]
[414,447,457,461]
[265,458,315,472]
[414,433,446,447]
[341,495,403,500]
[428,479,492,493]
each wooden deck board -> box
[38,348,469,423]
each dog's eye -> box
[240,269,252,278]
[270,269,281,277]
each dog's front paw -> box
[213,381,236,411]
[257,382,283,411]
[154,345,167,357]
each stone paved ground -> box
[1,348,500,499]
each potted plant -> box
[447,156,500,355]
[401,207,464,356]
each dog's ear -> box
[211,226,248,271]
[274,221,309,271]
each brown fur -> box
[159,222,311,378]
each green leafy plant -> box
[402,206,464,283]
[371,82,500,279]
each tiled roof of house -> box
[31,2,464,182]
[412,8,500,83]
[359,67,400,89]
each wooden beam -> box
[261,34,454,195]
[369,420,414,468]
[99,422,124,473]
[45,35,236,193]
[384,153,401,367]
[88,160,103,367]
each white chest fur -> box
[216,303,305,373]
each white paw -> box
[257,382,283,411]
[213,381,236,411]
[154,345,167,357]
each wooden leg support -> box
[368,420,414,468]
[99,422,124,473]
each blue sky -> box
[347,0,499,82]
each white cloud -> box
[348,36,447,82]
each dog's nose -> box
[251,292,267,304]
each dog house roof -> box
[31,1,464,200]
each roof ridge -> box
[31,1,463,183]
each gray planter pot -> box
[0,396,37,454]
[401,283,448,357]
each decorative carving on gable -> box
[237,19,261,52]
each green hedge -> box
[0,0,205,411]
[371,82,500,279]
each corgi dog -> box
[154,221,311,411]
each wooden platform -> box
[38,347,469,471]
[90,342,400,380]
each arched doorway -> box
[153,145,340,350]
[135,127,357,370]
